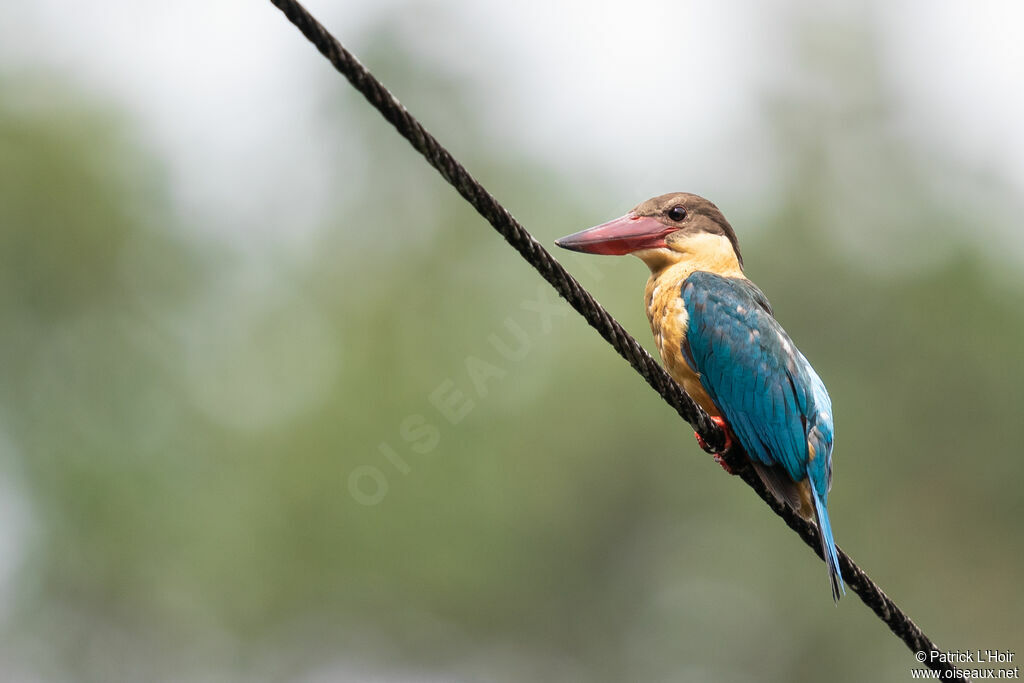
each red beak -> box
[555,214,673,255]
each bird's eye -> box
[667,206,687,221]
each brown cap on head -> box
[632,192,743,267]
[556,192,743,266]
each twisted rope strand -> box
[267,1,958,678]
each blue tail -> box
[810,484,845,602]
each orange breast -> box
[645,273,721,417]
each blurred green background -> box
[0,1,1021,681]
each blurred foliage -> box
[0,7,1021,683]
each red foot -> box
[694,417,736,474]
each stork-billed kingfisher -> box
[556,192,844,601]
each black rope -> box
[267,1,959,678]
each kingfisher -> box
[555,192,844,601]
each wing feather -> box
[681,271,833,490]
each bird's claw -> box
[694,417,735,473]
[694,430,715,454]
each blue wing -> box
[681,271,832,497]
[682,271,843,600]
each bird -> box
[555,192,844,601]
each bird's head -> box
[555,192,743,273]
